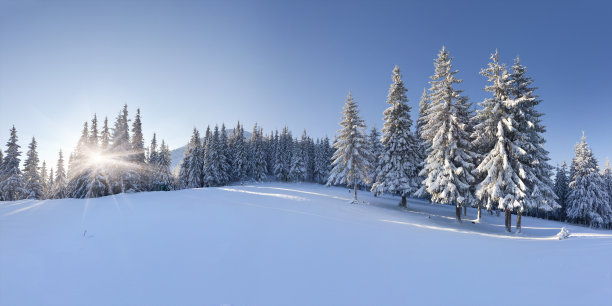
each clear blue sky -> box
[1,0,611,169]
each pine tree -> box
[53,149,68,198]
[157,140,175,190]
[40,161,48,198]
[131,108,145,163]
[553,162,570,221]
[0,126,25,201]
[109,105,132,193]
[219,124,231,185]
[367,126,383,188]
[415,88,430,198]
[47,168,55,198]
[90,114,99,148]
[371,66,420,207]
[327,91,371,203]
[101,117,110,151]
[313,136,332,184]
[230,122,248,182]
[417,47,476,222]
[289,139,306,182]
[566,133,611,228]
[274,127,292,181]
[178,128,204,188]
[23,137,44,199]
[204,126,224,186]
[472,50,532,232]
[250,123,268,182]
[603,158,612,228]
[509,57,559,224]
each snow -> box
[1,183,611,305]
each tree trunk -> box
[516,209,522,233]
[505,208,511,232]
[400,195,407,208]
[463,205,467,217]
[477,202,482,222]
[456,205,462,223]
[353,178,358,202]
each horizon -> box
[1,0,611,170]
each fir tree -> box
[231,122,249,182]
[218,124,231,185]
[327,91,372,203]
[566,133,611,227]
[289,139,306,182]
[553,162,570,221]
[101,117,110,150]
[90,114,99,148]
[204,126,224,186]
[23,137,44,199]
[0,126,25,201]
[371,66,420,207]
[157,140,175,190]
[40,161,48,198]
[274,127,292,181]
[415,88,430,198]
[54,149,68,198]
[417,47,476,222]
[313,136,332,184]
[367,126,383,188]
[509,57,559,223]
[250,123,268,182]
[131,108,146,163]
[179,128,204,188]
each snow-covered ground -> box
[1,183,611,305]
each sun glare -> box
[87,151,110,166]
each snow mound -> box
[557,227,570,240]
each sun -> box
[86,150,111,167]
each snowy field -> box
[1,183,611,306]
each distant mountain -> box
[170,129,252,172]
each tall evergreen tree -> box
[131,108,145,163]
[509,57,559,222]
[204,126,224,186]
[274,127,292,181]
[367,126,383,188]
[566,133,611,227]
[371,66,420,207]
[553,162,570,221]
[23,137,44,199]
[101,116,110,150]
[417,47,476,222]
[0,126,25,201]
[40,161,48,198]
[327,91,371,203]
[250,123,268,182]
[178,128,204,188]
[54,149,68,198]
[230,122,248,182]
[219,124,231,185]
[289,139,306,182]
[156,140,175,190]
[90,114,99,148]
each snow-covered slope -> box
[1,183,611,305]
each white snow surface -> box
[1,183,611,305]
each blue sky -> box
[0,0,611,169]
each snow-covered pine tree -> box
[602,158,612,228]
[268,130,279,175]
[47,168,54,198]
[147,133,159,190]
[250,123,268,182]
[204,126,224,186]
[367,126,383,189]
[219,124,231,185]
[109,105,132,193]
[566,133,611,228]
[40,161,48,198]
[289,138,306,182]
[417,47,476,222]
[0,126,26,201]
[90,114,99,148]
[230,122,248,182]
[274,127,292,181]
[313,136,332,184]
[473,50,532,232]
[53,149,68,198]
[509,57,559,223]
[131,109,145,164]
[23,137,44,199]
[127,108,146,191]
[179,128,204,188]
[100,117,110,151]
[157,140,175,190]
[327,91,372,203]
[553,162,570,221]
[415,88,430,198]
[371,66,420,207]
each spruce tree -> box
[0,126,25,201]
[289,139,306,182]
[179,128,204,188]
[54,149,68,198]
[231,122,248,182]
[101,117,110,151]
[40,161,48,198]
[553,162,570,221]
[90,114,99,148]
[250,124,268,182]
[327,91,372,203]
[509,57,559,222]
[204,126,224,186]
[415,88,430,198]
[371,66,420,207]
[473,50,532,232]
[566,133,611,227]
[219,124,231,185]
[274,127,292,181]
[23,137,44,199]
[157,140,175,190]
[417,47,476,222]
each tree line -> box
[1,47,610,231]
